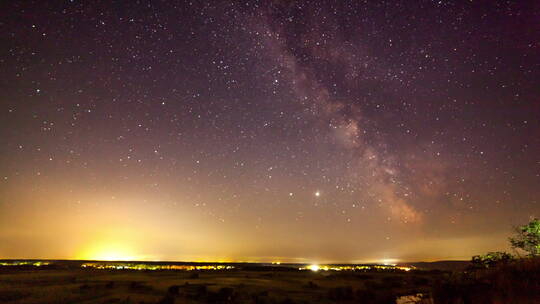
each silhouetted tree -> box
[509,218,540,257]
[471,251,514,269]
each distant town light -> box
[381,259,398,266]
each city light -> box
[0,260,414,273]
[0,261,50,267]
[80,262,235,271]
[299,264,413,272]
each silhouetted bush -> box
[470,251,514,269]
[364,280,384,290]
[434,257,540,303]
[156,294,175,304]
[279,297,295,304]
[411,276,429,286]
[433,280,492,304]
[252,295,271,304]
[129,281,153,292]
[183,284,207,300]
[381,276,403,288]
[120,296,131,304]
[355,289,397,304]
[328,286,353,301]
[251,290,272,304]
[356,274,373,280]
[0,290,29,302]
[129,281,142,290]
[218,287,234,300]
[167,285,180,295]
[207,287,235,303]
[196,284,207,295]
[355,289,377,302]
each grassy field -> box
[0,265,438,304]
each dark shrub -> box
[280,297,295,304]
[328,286,353,301]
[432,280,493,304]
[356,274,373,280]
[0,290,29,302]
[381,276,403,288]
[120,296,131,304]
[156,294,175,304]
[252,295,271,304]
[364,280,383,290]
[129,281,142,290]
[434,257,540,303]
[121,297,131,304]
[218,287,234,300]
[355,289,376,302]
[252,290,271,304]
[185,284,207,300]
[207,287,235,303]
[129,281,153,292]
[167,285,180,295]
[373,293,398,304]
[411,276,429,286]
[356,289,397,304]
[195,284,207,295]
[470,251,514,269]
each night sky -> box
[1,1,539,263]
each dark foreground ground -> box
[0,259,539,304]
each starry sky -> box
[1,1,539,263]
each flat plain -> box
[0,263,439,304]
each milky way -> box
[1,1,539,262]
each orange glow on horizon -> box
[76,242,141,261]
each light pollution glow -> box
[0,181,512,262]
[1,1,538,264]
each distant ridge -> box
[403,260,470,271]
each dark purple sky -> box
[1,1,539,262]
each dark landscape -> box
[1,257,540,304]
[1,1,539,303]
